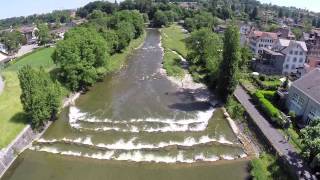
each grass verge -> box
[161,24,188,57]
[250,153,290,180]
[161,25,187,78]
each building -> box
[248,30,278,56]
[239,24,252,45]
[273,27,295,40]
[302,29,320,73]
[50,26,71,40]
[253,39,307,75]
[287,68,320,125]
[18,26,38,44]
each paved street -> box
[234,86,316,180]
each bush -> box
[253,91,286,127]
[226,97,245,120]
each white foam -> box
[221,155,235,160]
[37,135,235,151]
[31,145,245,163]
[68,106,215,133]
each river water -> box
[2,29,250,180]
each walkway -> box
[234,86,316,180]
[0,75,4,95]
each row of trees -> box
[52,10,145,91]
[18,66,61,129]
[0,10,73,30]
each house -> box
[287,68,320,126]
[248,30,278,56]
[18,26,38,44]
[66,19,87,27]
[253,39,307,75]
[239,24,252,45]
[302,29,320,73]
[273,27,295,40]
[50,26,71,39]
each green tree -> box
[37,23,52,45]
[18,66,61,129]
[153,10,168,27]
[292,28,303,40]
[250,7,258,20]
[186,28,222,86]
[217,25,241,102]
[0,30,25,54]
[239,45,253,70]
[52,27,109,91]
[301,118,320,169]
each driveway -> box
[15,44,38,58]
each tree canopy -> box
[52,27,109,91]
[18,66,61,129]
[217,25,241,102]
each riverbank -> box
[159,27,256,160]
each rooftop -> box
[278,39,307,52]
[292,68,320,104]
[251,31,278,39]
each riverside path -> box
[234,86,316,180]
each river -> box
[1,29,250,180]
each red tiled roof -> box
[252,31,278,39]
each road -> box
[234,86,316,180]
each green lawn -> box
[161,25,187,78]
[161,24,188,57]
[6,48,56,71]
[163,49,185,78]
[0,47,55,148]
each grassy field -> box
[161,24,188,58]
[6,48,56,71]
[161,24,187,78]
[0,47,55,148]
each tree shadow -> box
[168,101,212,112]
[49,67,70,91]
[9,112,29,125]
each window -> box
[299,51,303,55]
[289,50,293,55]
[285,64,289,69]
[293,57,297,62]
[299,58,303,63]
[291,64,296,69]
[291,93,304,107]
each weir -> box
[1,29,250,180]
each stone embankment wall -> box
[0,122,50,178]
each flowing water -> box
[2,29,250,180]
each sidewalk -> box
[234,86,316,180]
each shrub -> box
[226,97,245,120]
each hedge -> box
[253,91,286,127]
